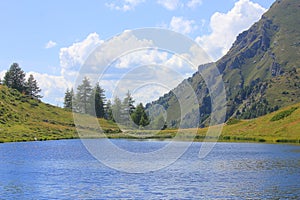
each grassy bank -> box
[0,85,121,143]
[1,85,300,144]
[154,102,300,144]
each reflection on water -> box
[0,140,299,199]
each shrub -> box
[270,107,298,121]
[226,117,241,125]
[258,138,266,142]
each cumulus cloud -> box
[133,84,169,105]
[58,30,156,103]
[195,0,266,61]
[0,33,103,105]
[105,0,203,11]
[157,0,203,10]
[115,49,168,69]
[0,70,6,85]
[0,70,72,106]
[77,30,209,105]
[45,40,57,49]
[59,32,103,79]
[83,30,154,71]
[169,16,197,35]
[105,0,145,11]
[111,65,185,105]
[156,0,180,10]
[27,72,72,105]
[187,0,203,9]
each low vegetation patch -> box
[226,117,241,125]
[270,107,298,121]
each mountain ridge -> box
[148,0,300,127]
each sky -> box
[0,0,275,106]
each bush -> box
[270,107,298,121]
[276,139,299,143]
[222,136,231,140]
[258,138,266,142]
[226,117,241,125]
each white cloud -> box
[169,16,197,35]
[26,72,72,105]
[77,30,208,104]
[0,70,6,85]
[83,30,154,72]
[59,30,156,102]
[115,49,168,69]
[195,0,266,61]
[187,0,203,9]
[59,32,103,79]
[157,0,203,10]
[0,70,72,106]
[0,33,103,106]
[157,0,180,10]
[131,83,169,105]
[105,0,203,11]
[105,0,145,11]
[111,65,185,105]
[45,40,57,49]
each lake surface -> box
[0,139,300,199]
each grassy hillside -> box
[0,85,120,142]
[220,102,300,143]
[1,83,299,144]
[154,102,300,144]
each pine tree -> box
[94,83,106,118]
[25,74,42,99]
[112,96,122,122]
[64,88,74,110]
[121,91,135,127]
[131,103,149,127]
[123,91,135,114]
[4,63,26,93]
[139,114,149,127]
[75,77,93,114]
[105,100,113,121]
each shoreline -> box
[1,133,299,146]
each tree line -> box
[0,63,42,99]
[63,77,150,128]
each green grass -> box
[270,107,298,121]
[1,84,300,145]
[128,102,300,144]
[219,102,300,143]
[0,85,121,143]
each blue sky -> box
[0,0,275,105]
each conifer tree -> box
[112,96,122,122]
[64,88,74,110]
[131,103,149,127]
[75,77,93,114]
[105,100,113,121]
[25,74,42,99]
[121,91,135,127]
[3,63,26,93]
[94,83,106,118]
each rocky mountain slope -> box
[147,0,300,128]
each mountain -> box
[0,85,119,142]
[147,0,300,127]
